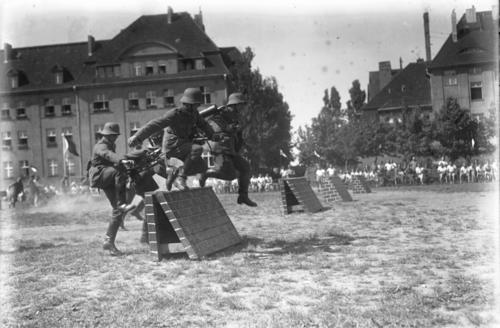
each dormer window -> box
[134,63,143,76]
[51,64,67,84]
[10,76,18,88]
[195,59,205,70]
[55,72,63,84]
[158,63,167,74]
[7,68,22,88]
[145,64,154,76]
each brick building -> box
[0,8,237,190]
[428,7,498,119]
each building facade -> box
[0,8,236,190]
[428,7,499,120]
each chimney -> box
[194,7,205,31]
[379,61,392,89]
[399,57,403,70]
[87,35,95,57]
[465,5,477,23]
[4,43,12,63]
[167,6,173,24]
[423,11,431,62]
[451,10,458,42]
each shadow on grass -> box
[211,233,355,259]
[1,241,68,254]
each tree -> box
[226,47,293,171]
[346,80,366,121]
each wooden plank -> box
[146,188,241,260]
[284,177,324,213]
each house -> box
[0,8,236,189]
[362,59,432,123]
[427,6,498,120]
[367,60,402,102]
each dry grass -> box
[0,183,498,327]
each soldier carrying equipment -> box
[128,88,216,191]
[200,92,257,207]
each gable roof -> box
[363,61,431,111]
[0,12,230,93]
[429,11,497,71]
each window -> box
[62,98,72,116]
[163,89,175,107]
[183,59,194,70]
[2,131,12,150]
[19,160,30,177]
[94,124,104,142]
[105,66,113,78]
[96,67,105,78]
[134,63,142,76]
[48,159,58,177]
[18,130,28,149]
[55,72,63,84]
[10,76,18,88]
[470,82,482,100]
[195,59,205,70]
[202,151,215,168]
[130,122,140,137]
[469,67,482,75]
[444,70,458,86]
[472,113,484,121]
[66,158,76,176]
[16,102,27,119]
[62,127,72,136]
[93,94,109,112]
[145,65,154,76]
[113,65,121,77]
[200,86,211,104]
[44,99,55,117]
[1,103,10,120]
[3,161,14,179]
[46,129,57,147]
[158,64,167,74]
[146,91,157,108]
[128,92,139,110]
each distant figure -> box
[60,176,70,194]
[28,176,41,207]
[8,177,24,208]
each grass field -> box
[0,183,499,328]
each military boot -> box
[103,236,123,256]
[237,193,257,207]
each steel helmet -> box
[100,122,121,135]
[227,93,246,106]
[180,88,203,104]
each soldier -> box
[88,122,135,256]
[8,177,24,208]
[128,88,215,190]
[200,93,257,207]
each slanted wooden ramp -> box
[349,175,372,193]
[145,188,241,261]
[318,175,353,203]
[279,177,324,214]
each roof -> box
[0,12,230,92]
[429,11,498,71]
[363,61,431,111]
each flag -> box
[313,150,321,158]
[63,134,79,156]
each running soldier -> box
[88,122,135,256]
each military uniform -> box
[88,122,133,256]
[129,88,214,190]
[202,93,256,207]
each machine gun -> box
[199,105,224,118]
[121,147,164,179]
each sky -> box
[0,0,497,131]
